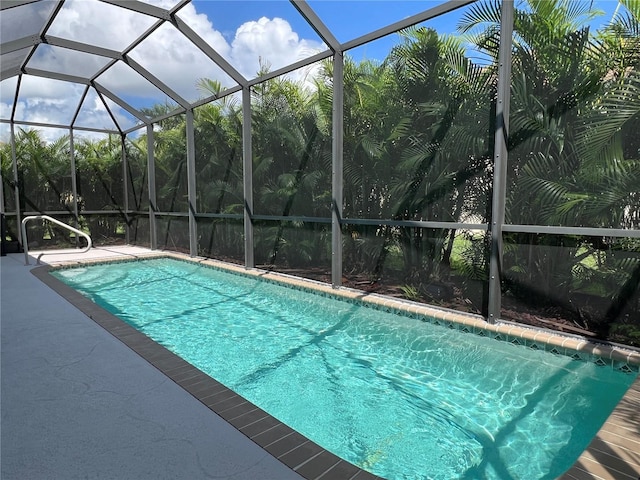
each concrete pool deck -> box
[2,246,639,479]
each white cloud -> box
[1,77,19,121]
[29,45,111,79]
[14,76,84,126]
[136,0,178,7]
[0,123,11,143]
[227,16,326,91]
[6,0,326,131]
[4,77,138,141]
[47,0,157,52]
[0,102,12,123]
[74,90,122,132]
[176,3,232,60]
[230,16,322,76]
[177,4,325,81]
[127,21,233,102]
[97,61,173,105]
[1,1,55,43]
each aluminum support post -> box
[242,87,254,268]
[0,156,4,257]
[10,124,22,246]
[0,157,4,216]
[121,133,130,244]
[69,129,80,246]
[147,124,158,250]
[332,51,344,288]
[488,0,514,323]
[186,109,198,257]
[0,132,5,256]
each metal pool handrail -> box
[21,215,92,266]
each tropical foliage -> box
[1,0,638,345]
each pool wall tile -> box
[48,255,640,373]
[195,255,639,370]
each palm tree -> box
[74,134,126,244]
[194,80,245,259]
[357,27,494,295]
[195,80,244,215]
[338,57,412,279]
[250,69,332,268]
[123,135,151,247]
[11,129,74,247]
[462,0,640,338]
[1,137,16,213]
[14,129,71,214]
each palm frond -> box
[456,0,501,34]
[359,134,385,160]
[576,71,640,165]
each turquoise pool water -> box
[53,257,636,480]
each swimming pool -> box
[52,257,637,480]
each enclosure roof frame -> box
[2,0,487,132]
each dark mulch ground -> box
[259,265,633,343]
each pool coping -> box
[32,251,640,480]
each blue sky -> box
[192,0,624,62]
[193,0,475,62]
